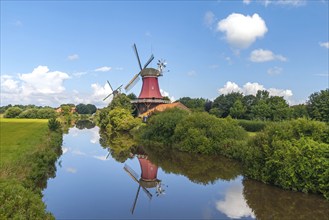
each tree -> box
[307,89,329,122]
[229,99,246,119]
[4,107,23,118]
[127,93,137,100]
[251,100,271,120]
[108,94,133,111]
[18,108,38,118]
[37,108,56,119]
[291,104,308,119]
[76,103,97,114]
[177,97,206,111]
[267,96,290,121]
[212,92,244,118]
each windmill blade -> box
[103,92,114,101]
[124,164,152,200]
[106,151,111,159]
[115,84,123,91]
[107,80,114,91]
[124,74,140,92]
[133,44,143,71]
[143,54,154,69]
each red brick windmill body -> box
[125,44,170,115]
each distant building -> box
[55,106,76,114]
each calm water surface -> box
[43,125,329,219]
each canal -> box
[43,125,329,219]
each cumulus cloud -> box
[66,167,77,173]
[67,54,79,60]
[319,42,329,49]
[216,183,255,219]
[95,66,112,72]
[19,66,69,94]
[250,49,287,62]
[217,13,268,49]
[160,89,175,102]
[1,66,70,106]
[218,81,293,102]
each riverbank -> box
[0,118,62,219]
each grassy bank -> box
[0,118,62,219]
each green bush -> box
[138,108,189,145]
[244,118,329,199]
[237,119,267,132]
[173,113,247,155]
[106,107,141,133]
[4,107,23,118]
[0,181,54,219]
[48,118,61,131]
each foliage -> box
[291,104,309,119]
[76,103,97,114]
[143,145,242,184]
[18,108,39,118]
[75,120,95,130]
[243,178,329,220]
[37,108,56,119]
[307,89,329,122]
[212,92,243,118]
[4,107,23,118]
[127,93,137,100]
[105,107,141,134]
[138,108,189,145]
[237,119,267,132]
[108,93,133,111]
[0,118,62,218]
[173,112,247,156]
[0,180,54,219]
[177,97,206,111]
[229,99,246,119]
[244,118,329,199]
[48,118,61,131]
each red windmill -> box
[124,44,170,115]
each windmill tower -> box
[124,44,170,116]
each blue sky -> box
[1,0,328,107]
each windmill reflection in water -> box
[124,148,166,214]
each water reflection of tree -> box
[99,130,136,163]
[143,144,242,184]
[75,120,95,130]
[243,178,329,219]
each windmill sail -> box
[124,164,152,199]
[124,74,140,92]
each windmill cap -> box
[141,68,161,77]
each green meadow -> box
[0,118,48,178]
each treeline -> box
[178,89,329,122]
[1,103,97,119]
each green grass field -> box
[0,118,48,179]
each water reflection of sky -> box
[43,126,278,219]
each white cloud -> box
[242,82,265,95]
[1,66,70,106]
[66,167,77,173]
[19,66,69,94]
[267,66,283,75]
[95,66,112,72]
[250,49,287,62]
[243,0,251,5]
[218,81,293,102]
[93,155,108,161]
[319,42,329,49]
[160,89,175,102]
[218,81,243,94]
[217,13,268,49]
[204,11,215,29]
[263,0,306,7]
[1,75,19,92]
[187,70,197,77]
[67,54,79,60]
[216,183,255,219]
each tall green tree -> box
[4,107,23,118]
[229,99,246,119]
[177,97,206,111]
[307,89,329,122]
[212,92,243,118]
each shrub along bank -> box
[0,118,63,219]
[137,109,329,200]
